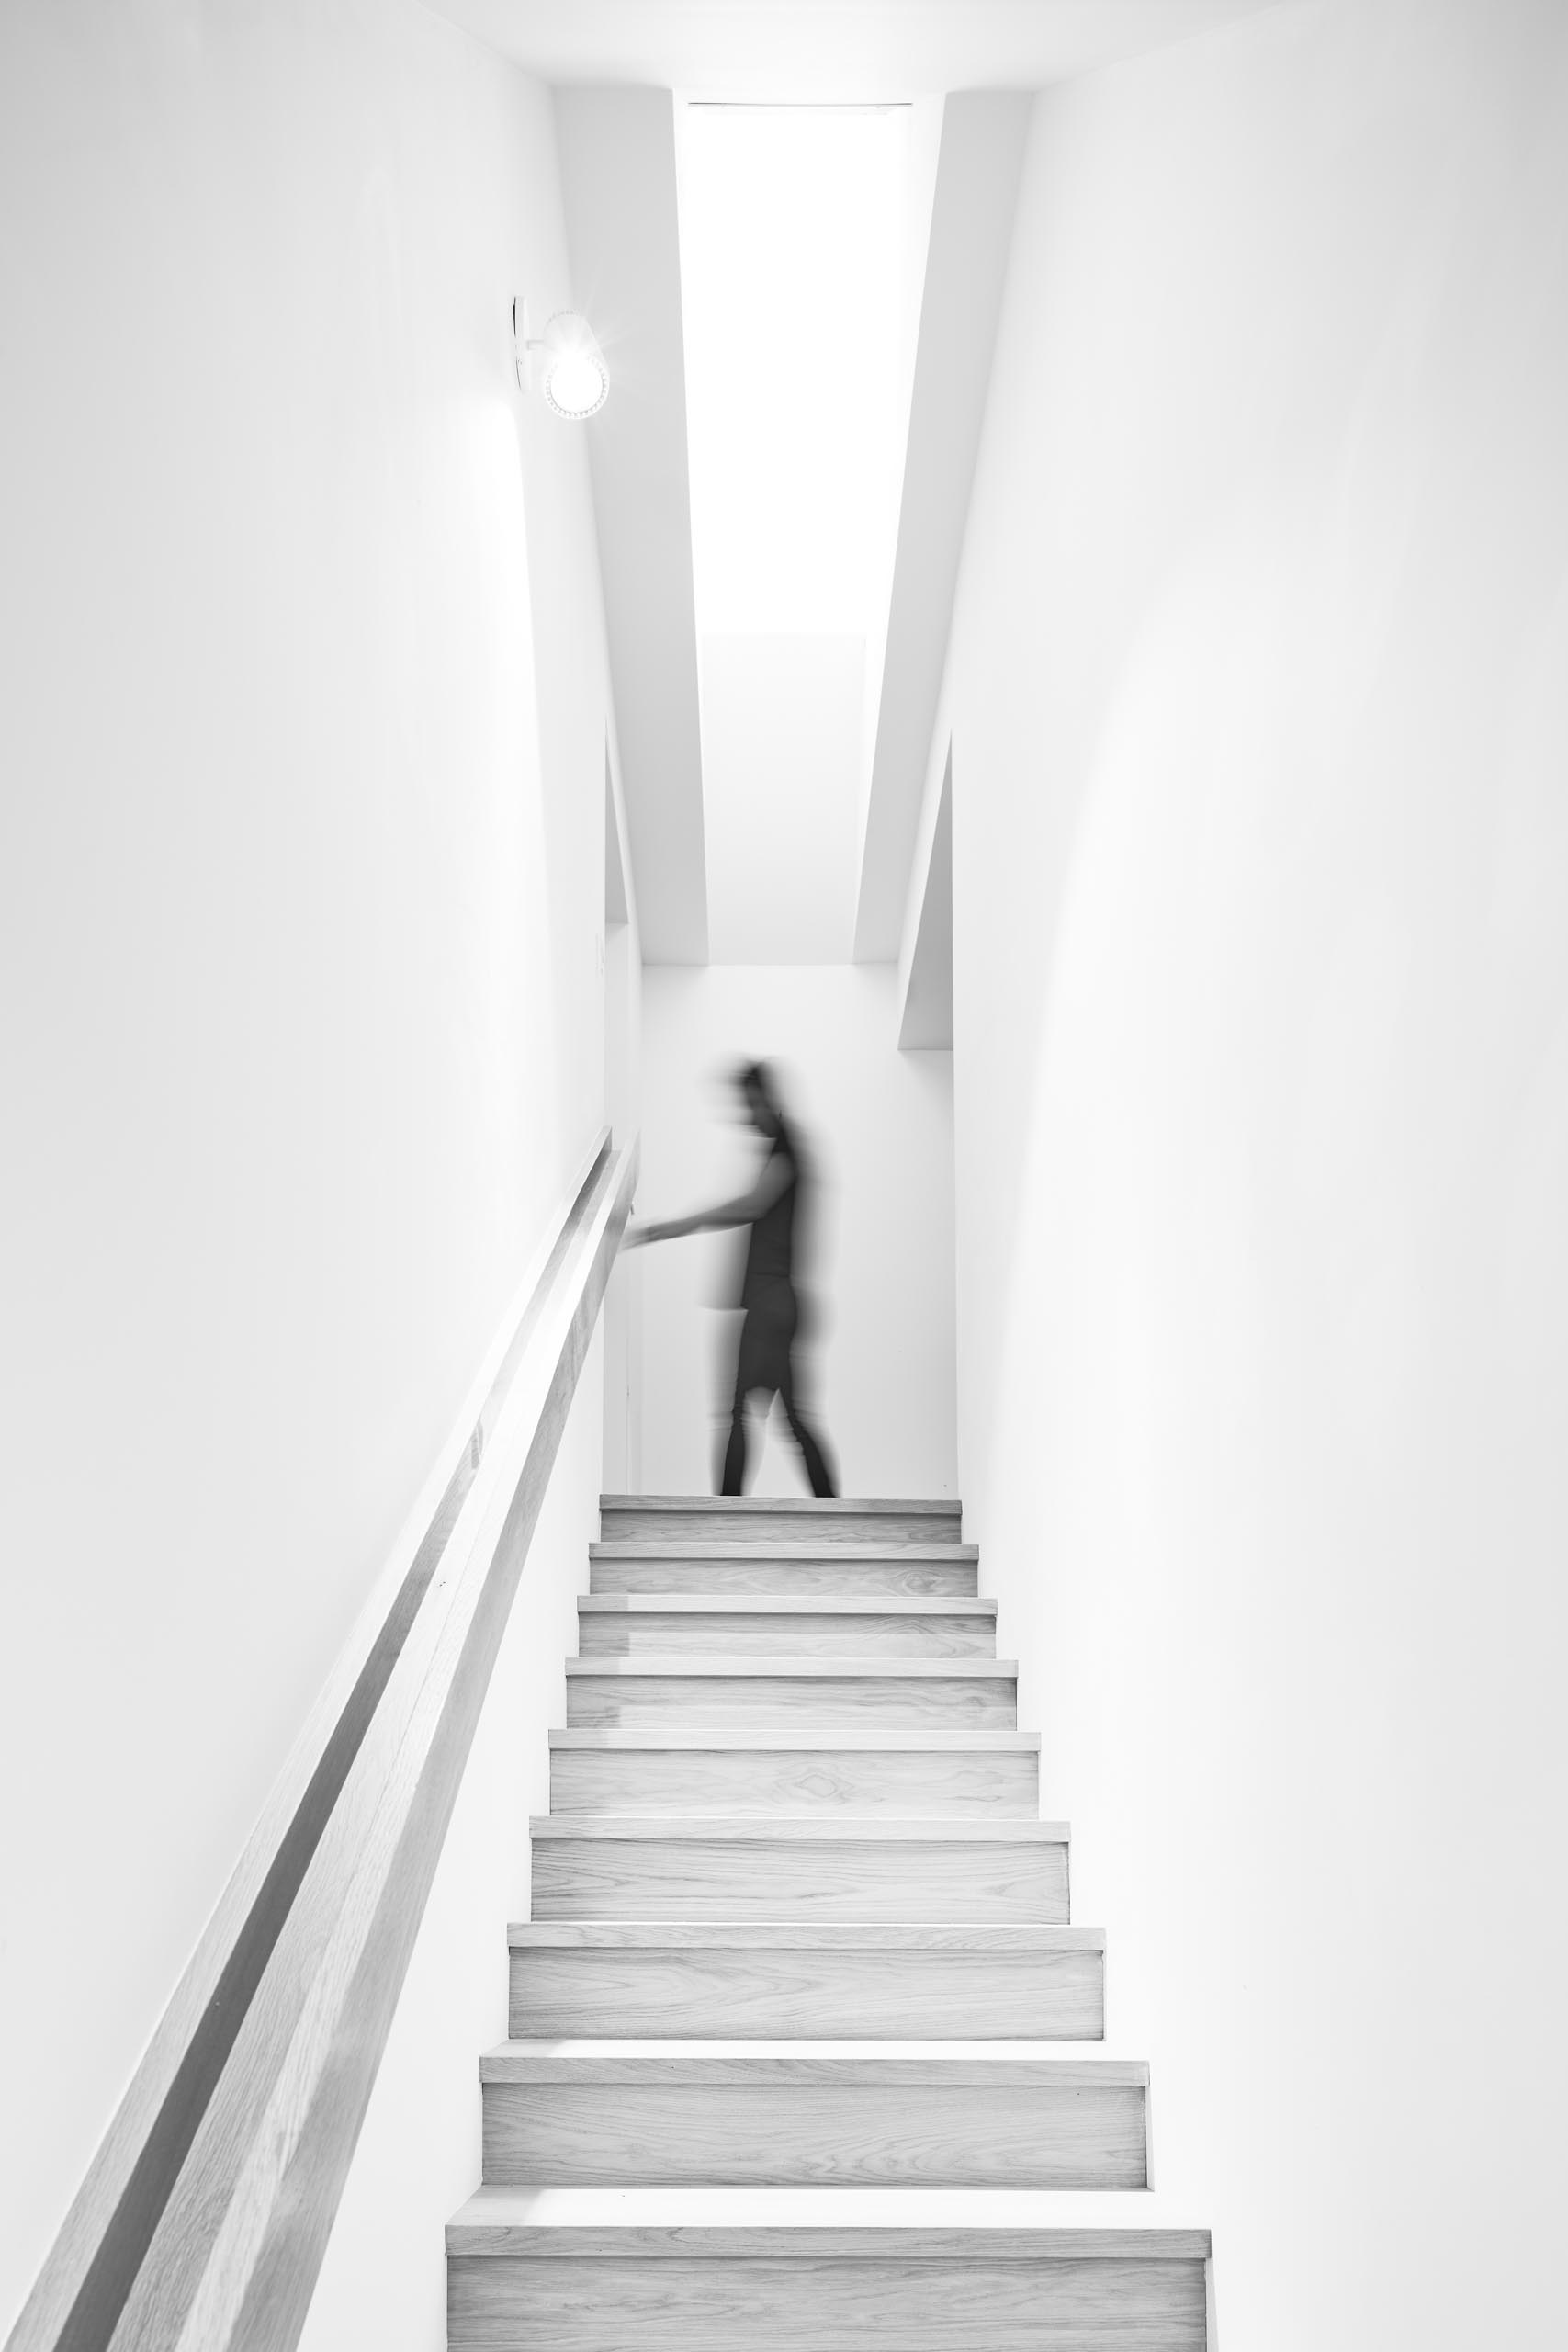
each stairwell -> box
[445,1495,1212,2347]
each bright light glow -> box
[546,352,606,416]
[679,105,912,634]
[539,311,609,419]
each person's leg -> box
[778,1358,838,1498]
[719,1310,764,1495]
[719,1393,750,1495]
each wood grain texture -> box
[565,1655,1015,1676]
[509,1937,1104,2040]
[600,1499,964,1547]
[7,1135,637,2352]
[576,1599,997,1658]
[564,1660,1018,1728]
[547,1740,1039,1815]
[448,2247,1208,2350]
[529,1828,1069,1922]
[589,1545,980,1595]
[581,1594,994,1614]
[447,2216,1213,2260]
[507,1922,1101,1947]
[526,1815,1067,1839]
[479,2052,1144,2087]
[479,2055,1148,2188]
[547,1728,1040,1747]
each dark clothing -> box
[733,1275,799,1397]
[720,1118,837,1498]
[738,1121,802,1304]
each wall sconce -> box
[513,300,609,419]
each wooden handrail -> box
[7,1130,638,2352]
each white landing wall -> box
[939,2,1568,2344]
[636,967,957,1498]
[0,8,626,2340]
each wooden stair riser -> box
[601,1503,963,1547]
[510,1945,1104,2040]
[590,1549,980,1597]
[447,2230,1212,2352]
[576,1606,998,1659]
[565,1669,1018,1729]
[480,2064,1147,2190]
[529,1833,1068,1922]
[548,1744,1039,1816]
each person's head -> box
[734,1058,784,1140]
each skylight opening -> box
[677,102,913,639]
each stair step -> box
[590,1543,980,1595]
[600,1495,963,1548]
[445,1492,1214,2340]
[548,1729,1040,1816]
[447,2203,1211,2351]
[509,1923,1104,2040]
[565,1657,1019,1729]
[479,2044,1147,2190]
[528,1817,1068,1922]
[577,1594,998,1658]
[448,2207,1206,2351]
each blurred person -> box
[626,1059,839,1498]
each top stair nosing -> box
[599,1497,964,1551]
[600,1496,961,1518]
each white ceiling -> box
[434,1,1280,98]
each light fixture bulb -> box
[537,311,609,420]
[545,350,607,418]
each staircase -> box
[446,1496,1212,2348]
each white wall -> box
[0,6,624,2339]
[637,967,956,1498]
[941,2,1568,2342]
[602,736,645,1490]
[702,634,865,963]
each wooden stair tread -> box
[530,1815,1066,1841]
[565,1657,1017,1677]
[548,1728,1038,1749]
[482,2043,1141,2079]
[591,1542,979,1561]
[601,1496,961,1517]
[448,2186,1211,2254]
[579,1594,993,1614]
[511,1923,1100,1949]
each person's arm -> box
[625,1153,791,1249]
